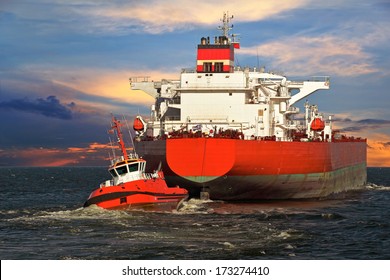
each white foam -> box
[176,198,214,214]
[219,241,236,249]
[277,231,291,239]
[365,183,390,191]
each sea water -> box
[0,167,389,259]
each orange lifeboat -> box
[311,118,325,131]
[133,117,144,131]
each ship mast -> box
[218,12,233,39]
[111,115,128,159]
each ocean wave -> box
[176,198,215,214]
[4,205,135,223]
[320,212,345,220]
[365,183,390,191]
[176,199,348,218]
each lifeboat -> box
[311,118,325,131]
[133,116,144,131]
[83,116,188,211]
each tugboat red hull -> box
[84,178,188,211]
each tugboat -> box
[83,116,188,211]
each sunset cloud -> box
[314,115,390,167]
[239,36,377,77]
[367,135,390,167]
[0,142,113,167]
[76,0,308,34]
[2,0,308,36]
[51,68,160,107]
[1,66,162,119]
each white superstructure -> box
[130,13,331,142]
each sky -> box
[0,0,390,167]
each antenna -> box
[108,136,116,160]
[231,33,240,43]
[218,11,234,38]
[123,114,137,154]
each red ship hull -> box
[84,178,188,211]
[134,138,367,200]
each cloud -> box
[382,142,390,147]
[367,136,390,167]
[325,116,390,166]
[13,64,165,107]
[89,0,307,34]
[1,66,160,120]
[0,142,112,167]
[3,0,307,35]
[339,118,390,133]
[357,119,390,125]
[50,68,157,107]
[0,95,75,120]
[238,35,377,77]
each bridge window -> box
[214,62,223,72]
[128,163,139,172]
[203,62,212,72]
[116,165,128,175]
[109,169,117,177]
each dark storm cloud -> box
[357,119,390,125]
[340,126,362,132]
[382,142,390,147]
[339,118,390,132]
[0,95,75,120]
[333,117,353,123]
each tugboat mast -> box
[111,116,128,159]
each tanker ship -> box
[129,13,367,200]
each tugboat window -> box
[116,165,128,175]
[109,169,117,177]
[128,163,139,172]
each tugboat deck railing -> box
[100,172,164,188]
[110,153,141,166]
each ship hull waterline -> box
[134,138,367,200]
